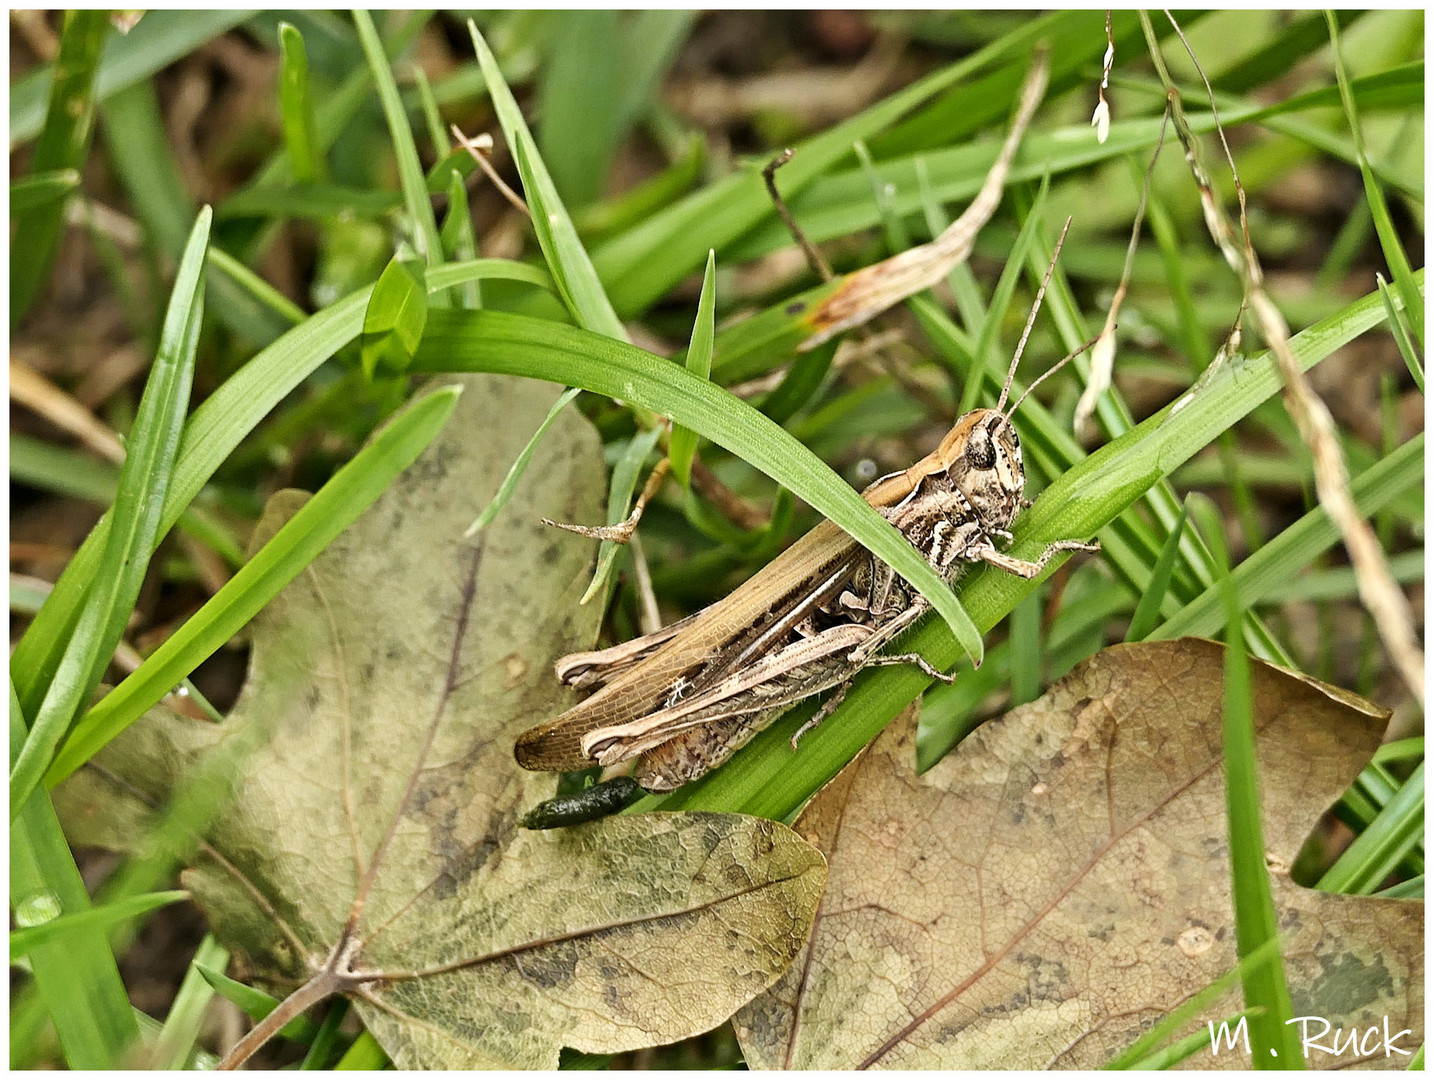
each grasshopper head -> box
[944,407,1026,532]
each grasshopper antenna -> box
[996,215,1072,414]
[1005,332,1102,421]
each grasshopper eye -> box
[966,428,996,469]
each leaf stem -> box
[216,969,339,1070]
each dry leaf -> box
[55,375,825,1067]
[735,639,1421,1069]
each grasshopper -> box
[516,239,1100,827]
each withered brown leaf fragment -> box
[798,47,1048,351]
[735,639,1421,1070]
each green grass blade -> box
[361,250,428,377]
[334,1031,389,1069]
[1151,434,1424,640]
[11,684,137,1067]
[10,890,189,961]
[10,168,80,214]
[11,792,140,1067]
[1256,550,1423,605]
[571,133,704,240]
[278,22,326,184]
[11,10,108,327]
[465,387,583,537]
[11,207,210,819]
[102,79,300,346]
[1007,589,1042,707]
[353,10,443,267]
[669,250,717,488]
[471,20,626,339]
[1376,275,1424,392]
[412,64,448,160]
[1317,762,1425,895]
[300,997,350,1069]
[537,10,622,208]
[1376,876,1423,900]
[46,384,463,785]
[194,963,322,1045]
[10,10,254,147]
[8,260,526,719]
[961,185,1047,415]
[246,11,428,193]
[440,170,482,308]
[1194,496,1301,1067]
[413,308,986,664]
[1126,501,1190,641]
[1326,13,1424,348]
[150,935,230,1070]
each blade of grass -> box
[1375,877,1423,900]
[10,890,188,961]
[1007,588,1043,707]
[10,10,253,147]
[1125,500,1189,641]
[12,680,137,1068]
[669,250,717,488]
[1151,434,1424,640]
[1376,275,1424,392]
[9,259,533,719]
[1317,762,1424,895]
[278,22,326,184]
[440,170,482,308]
[361,249,428,377]
[471,20,625,339]
[10,168,80,213]
[334,1031,389,1069]
[537,10,621,208]
[353,10,443,268]
[11,9,109,327]
[412,64,447,161]
[1326,12,1423,348]
[150,935,230,1070]
[1195,494,1301,1066]
[194,964,322,1045]
[299,998,350,1069]
[11,207,210,819]
[46,384,463,785]
[465,387,583,536]
[1256,550,1423,605]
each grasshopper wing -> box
[515,519,861,773]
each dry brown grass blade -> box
[798,45,1051,351]
[1147,11,1424,706]
[10,357,126,463]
